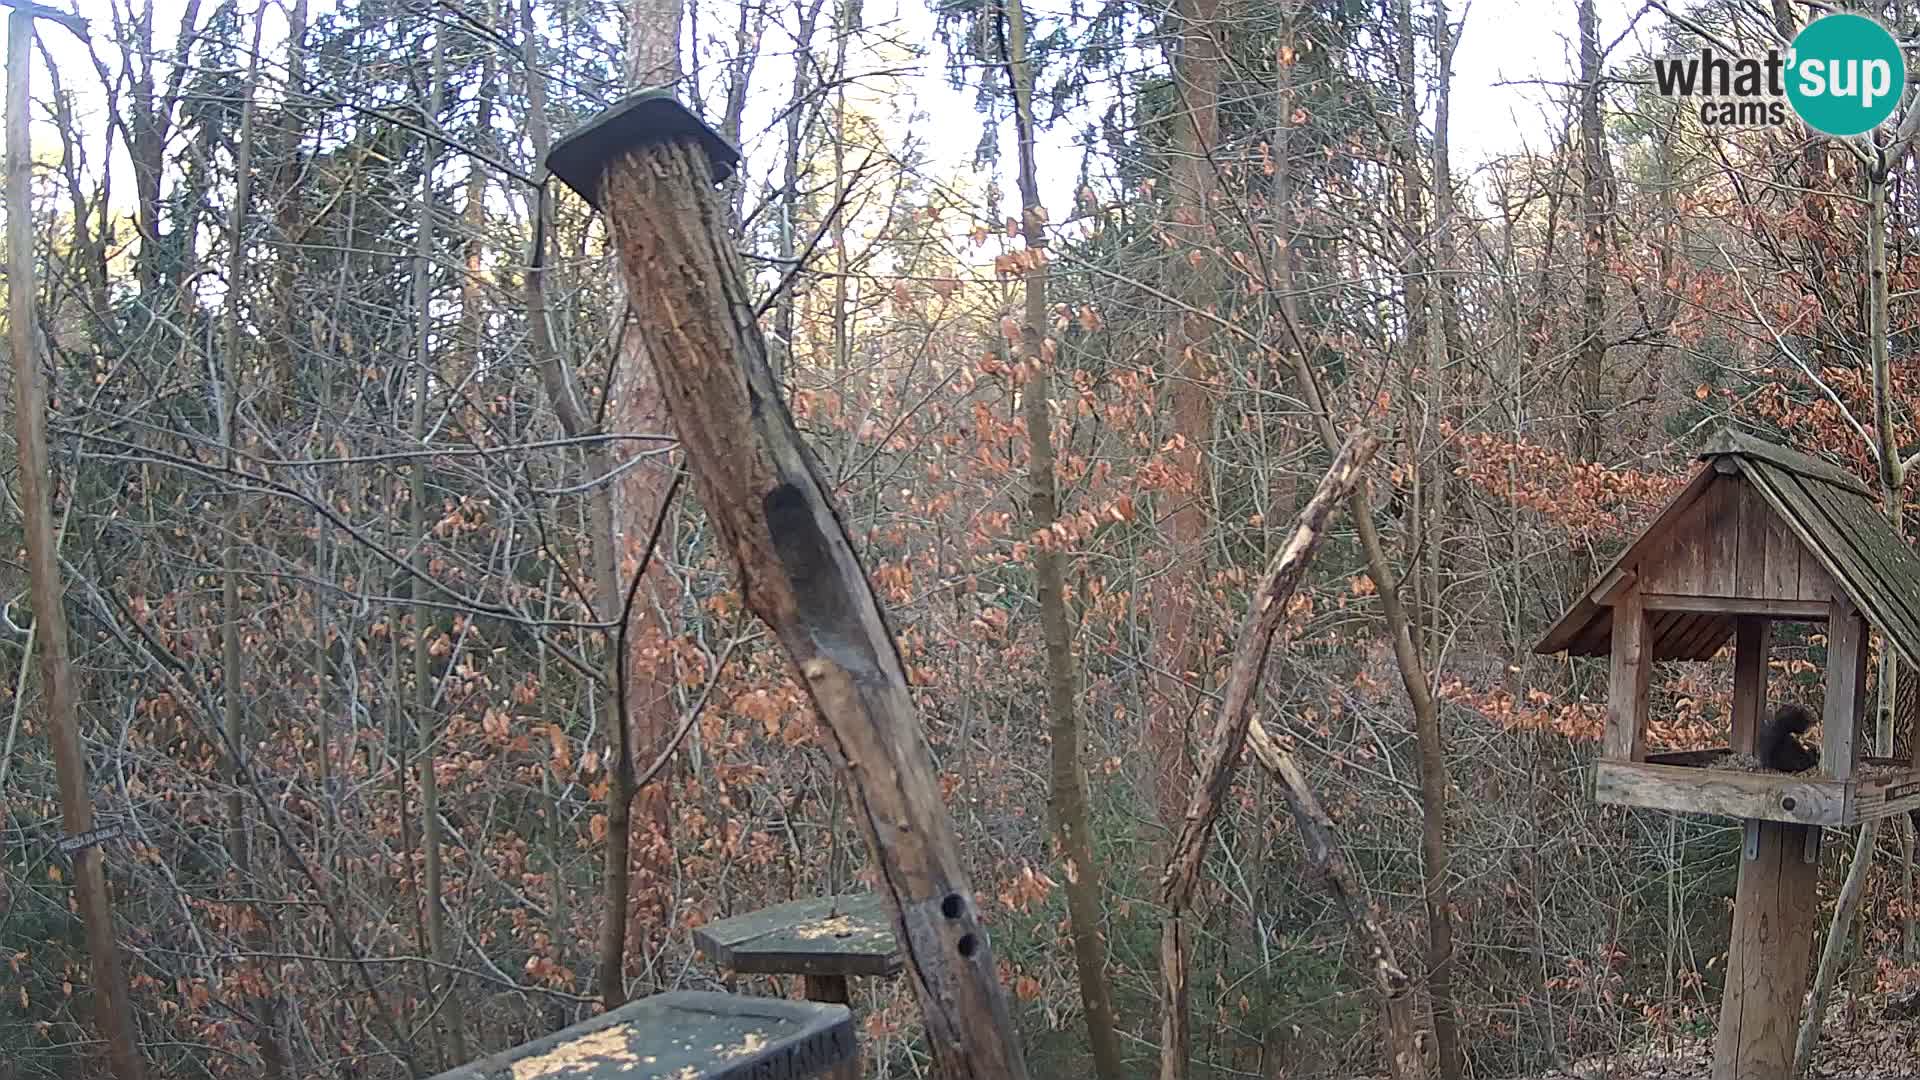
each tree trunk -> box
[1415,4,1462,1074]
[1796,155,1901,1073]
[1000,0,1123,1072]
[773,0,826,379]
[1390,0,1430,660]
[629,0,684,87]
[411,33,466,1068]
[1152,0,1224,831]
[217,14,290,1075]
[566,121,1032,1079]
[593,0,691,1006]
[7,12,145,1078]
[1575,0,1607,461]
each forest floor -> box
[1535,992,1920,1078]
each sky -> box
[27,0,1650,245]
[1449,0,1643,166]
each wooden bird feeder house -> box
[1536,429,1920,1079]
[1537,430,1920,821]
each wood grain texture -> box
[1632,474,1832,605]
[1605,589,1650,761]
[1734,477,1766,597]
[1594,761,1847,826]
[1761,492,1804,602]
[1642,595,1824,619]
[1732,618,1769,756]
[1824,598,1867,782]
[426,990,853,1080]
[1703,476,1740,595]
[592,136,1027,1080]
[1847,768,1920,821]
[1712,822,1818,1080]
[800,977,858,1080]
[692,894,902,978]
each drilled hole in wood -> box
[957,933,978,958]
[941,893,964,919]
[1782,796,1798,811]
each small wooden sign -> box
[56,823,124,855]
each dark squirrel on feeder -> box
[1757,702,1819,773]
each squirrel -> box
[1757,703,1820,773]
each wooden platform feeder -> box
[693,893,902,1080]
[425,990,853,1080]
[1536,430,1920,1079]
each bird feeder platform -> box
[693,893,902,1080]
[1595,749,1920,827]
[546,89,741,208]
[425,990,853,1080]
[693,893,903,984]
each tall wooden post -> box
[547,92,1030,1080]
[1714,820,1818,1080]
[5,7,144,1079]
[1715,613,1817,1080]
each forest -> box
[7,0,1920,1076]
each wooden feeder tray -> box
[1597,750,1920,826]
[693,893,903,980]
[426,990,853,1080]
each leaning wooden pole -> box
[1155,433,1387,1080]
[547,93,1030,1080]
[6,9,144,1079]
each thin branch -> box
[1713,242,1876,457]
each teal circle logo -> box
[1786,13,1905,137]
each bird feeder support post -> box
[1713,819,1818,1080]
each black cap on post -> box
[545,90,742,210]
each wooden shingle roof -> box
[1534,430,1920,670]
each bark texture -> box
[1000,0,1123,1070]
[1151,0,1224,829]
[595,136,1030,1080]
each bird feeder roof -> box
[546,89,742,209]
[1535,429,1920,668]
